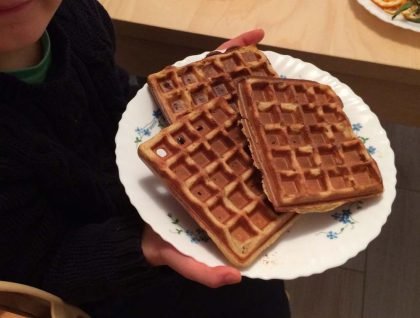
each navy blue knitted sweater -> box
[0,0,157,305]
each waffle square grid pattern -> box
[138,98,297,267]
[238,77,384,213]
[147,45,278,124]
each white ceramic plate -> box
[115,50,397,280]
[358,0,420,32]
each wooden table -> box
[99,0,420,126]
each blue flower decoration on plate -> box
[352,123,363,132]
[321,201,361,239]
[134,108,167,144]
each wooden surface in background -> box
[98,0,420,126]
[111,20,420,127]
[99,0,420,73]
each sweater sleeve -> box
[0,118,159,305]
[0,180,161,305]
[43,216,160,304]
[0,175,160,305]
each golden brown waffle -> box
[147,45,278,124]
[138,98,297,267]
[237,77,384,214]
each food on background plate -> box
[371,0,420,22]
[400,3,420,22]
[147,45,278,124]
[237,77,384,214]
[371,0,408,10]
[138,98,297,267]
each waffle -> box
[147,45,278,124]
[237,77,384,213]
[138,98,297,267]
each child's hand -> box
[216,29,265,50]
[141,224,241,288]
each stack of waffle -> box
[138,45,383,267]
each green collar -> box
[6,31,52,84]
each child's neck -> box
[0,40,42,72]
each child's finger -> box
[161,246,242,288]
[217,29,265,50]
